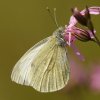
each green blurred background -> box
[0,0,100,100]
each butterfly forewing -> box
[11,37,51,84]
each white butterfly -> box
[11,27,70,92]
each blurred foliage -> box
[0,0,100,100]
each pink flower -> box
[69,6,100,27]
[66,59,86,90]
[64,6,100,60]
[89,65,100,92]
[70,60,86,84]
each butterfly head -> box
[53,27,67,47]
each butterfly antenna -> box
[46,7,59,28]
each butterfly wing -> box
[11,35,70,92]
[11,36,51,84]
[34,45,70,92]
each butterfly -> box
[11,6,100,93]
[11,26,70,92]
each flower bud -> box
[71,7,87,26]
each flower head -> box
[64,6,100,60]
[71,6,100,45]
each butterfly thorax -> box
[53,27,67,47]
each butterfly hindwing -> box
[29,41,70,92]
